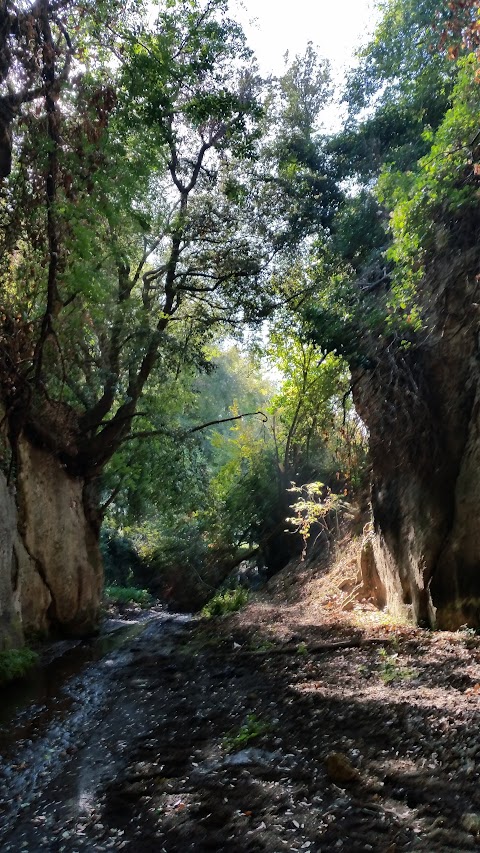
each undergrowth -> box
[104,586,152,608]
[201,586,249,618]
[0,648,38,685]
[377,648,415,684]
[222,713,271,752]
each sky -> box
[233,0,379,74]
[232,0,379,130]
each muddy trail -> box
[3,589,480,851]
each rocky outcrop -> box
[0,437,103,648]
[359,528,387,611]
[16,440,103,636]
[0,471,24,650]
[354,242,480,628]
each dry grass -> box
[227,517,415,646]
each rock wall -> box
[0,471,24,650]
[354,245,480,628]
[0,438,103,648]
[16,440,103,636]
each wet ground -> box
[0,608,190,848]
[2,586,480,851]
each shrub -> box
[100,526,148,588]
[104,586,152,608]
[0,648,38,685]
[201,586,249,618]
[222,714,271,752]
[377,648,415,684]
[137,518,234,611]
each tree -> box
[0,0,338,638]
[267,323,348,486]
[269,43,341,242]
[0,0,248,635]
[99,344,274,608]
[193,306,366,577]
[329,0,459,182]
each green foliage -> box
[102,426,210,527]
[286,482,343,556]
[376,55,480,307]
[322,0,468,340]
[0,648,39,685]
[3,0,334,509]
[207,441,280,551]
[101,526,147,586]
[191,305,369,578]
[201,586,249,619]
[136,516,209,578]
[269,44,341,239]
[101,345,281,598]
[102,516,213,600]
[332,0,458,181]
[122,0,260,150]
[303,302,370,367]
[267,320,352,472]
[95,0,480,599]
[1,0,411,598]
[332,192,386,271]
[321,0,480,345]
[104,586,152,608]
[267,304,369,489]
[0,0,364,599]
[377,647,415,684]
[222,713,271,751]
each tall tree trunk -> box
[355,243,480,629]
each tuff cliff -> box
[0,438,102,648]
[355,241,480,628]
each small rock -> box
[325,752,361,785]
[224,748,281,767]
[461,812,480,834]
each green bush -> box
[100,526,148,588]
[377,648,415,684]
[104,586,153,608]
[201,586,249,618]
[0,648,38,685]
[222,713,271,752]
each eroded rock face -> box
[16,531,51,638]
[0,438,103,647]
[16,441,103,636]
[354,245,480,628]
[0,471,23,650]
[359,531,387,611]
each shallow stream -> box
[0,608,189,842]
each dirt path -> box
[2,584,480,850]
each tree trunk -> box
[354,242,480,629]
[14,439,103,638]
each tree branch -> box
[122,410,268,444]
[186,410,268,435]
